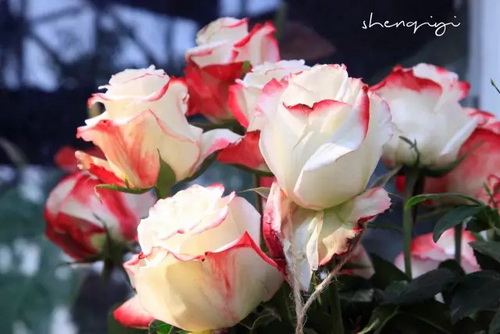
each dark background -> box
[0,0,464,165]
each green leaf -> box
[450,271,500,322]
[398,300,453,334]
[370,253,409,289]
[155,157,176,198]
[358,304,399,334]
[473,249,500,273]
[242,60,252,75]
[466,211,493,233]
[405,193,485,209]
[263,284,294,329]
[384,268,458,305]
[489,307,500,334]
[148,320,173,334]
[433,206,484,242]
[95,183,151,194]
[240,187,271,199]
[367,221,403,233]
[439,260,466,277]
[470,241,500,265]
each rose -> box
[184,17,280,122]
[217,60,310,171]
[394,229,479,277]
[44,171,155,260]
[121,184,283,332]
[371,63,477,169]
[423,109,500,206]
[258,64,393,210]
[263,182,390,290]
[77,66,239,189]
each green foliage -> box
[370,253,409,289]
[432,205,485,242]
[155,156,177,198]
[95,183,151,194]
[405,193,484,209]
[149,320,174,334]
[450,271,500,322]
[470,241,500,265]
[490,308,500,334]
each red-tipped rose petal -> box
[113,296,154,329]
[217,131,268,171]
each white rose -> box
[371,63,477,168]
[258,64,393,210]
[124,184,283,332]
[77,66,239,189]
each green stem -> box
[254,174,263,217]
[454,223,462,264]
[330,280,344,334]
[403,169,420,279]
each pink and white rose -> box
[258,64,393,210]
[185,17,280,121]
[263,182,390,290]
[218,60,310,171]
[118,184,283,332]
[394,229,479,277]
[424,109,500,206]
[371,64,476,168]
[44,171,155,260]
[77,66,239,189]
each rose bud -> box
[77,66,239,190]
[371,63,477,169]
[185,17,280,122]
[117,184,283,332]
[44,171,155,260]
[218,60,310,171]
[258,64,393,210]
[394,229,479,277]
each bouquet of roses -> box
[44,17,500,334]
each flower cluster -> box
[43,16,500,334]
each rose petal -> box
[77,109,200,188]
[217,131,268,171]
[127,232,283,332]
[113,295,154,329]
[199,128,241,162]
[317,187,391,266]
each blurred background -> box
[0,0,498,333]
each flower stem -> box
[330,280,344,334]
[454,223,462,264]
[295,231,365,334]
[402,169,420,279]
